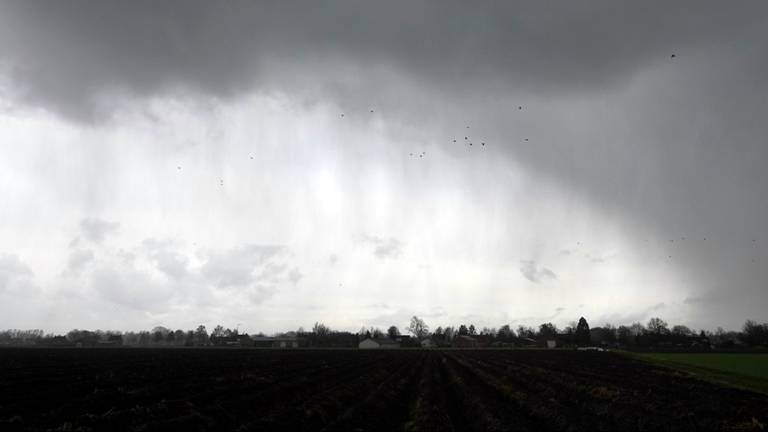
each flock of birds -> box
[572,234,760,264]
[169,53,767,266]
[176,52,680,182]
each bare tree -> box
[647,317,669,335]
[313,322,331,337]
[407,316,429,339]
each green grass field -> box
[632,353,768,395]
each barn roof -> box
[366,338,399,345]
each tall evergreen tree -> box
[575,317,590,346]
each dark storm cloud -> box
[1,1,767,326]
[1,1,766,122]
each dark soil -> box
[1,348,766,431]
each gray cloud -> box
[201,244,283,288]
[595,302,667,327]
[79,218,119,244]
[200,244,299,303]
[684,291,727,306]
[360,235,404,259]
[142,239,189,280]
[1,1,765,123]
[65,249,95,276]
[519,260,557,283]
[0,1,767,330]
[288,267,303,286]
[0,253,34,295]
[74,241,301,311]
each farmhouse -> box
[517,337,537,347]
[451,335,478,348]
[358,338,400,349]
[420,338,436,348]
[252,336,301,348]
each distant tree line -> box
[1,317,767,350]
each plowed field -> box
[1,349,766,431]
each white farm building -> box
[358,338,400,349]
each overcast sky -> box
[1,1,766,334]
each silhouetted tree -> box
[387,326,400,339]
[407,316,429,339]
[516,325,535,339]
[194,325,208,345]
[671,325,693,337]
[313,322,331,337]
[617,326,634,346]
[138,331,150,346]
[468,324,477,336]
[538,323,558,339]
[647,317,669,335]
[458,324,469,336]
[575,317,590,346]
[742,320,768,346]
[498,325,515,341]
[212,325,225,337]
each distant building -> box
[451,335,478,348]
[251,336,301,348]
[359,338,400,349]
[211,335,240,346]
[274,337,300,348]
[420,338,436,348]
[237,334,253,347]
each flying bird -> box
[671,54,676,58]
[177,166,181,170]
[518,106,522,110]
